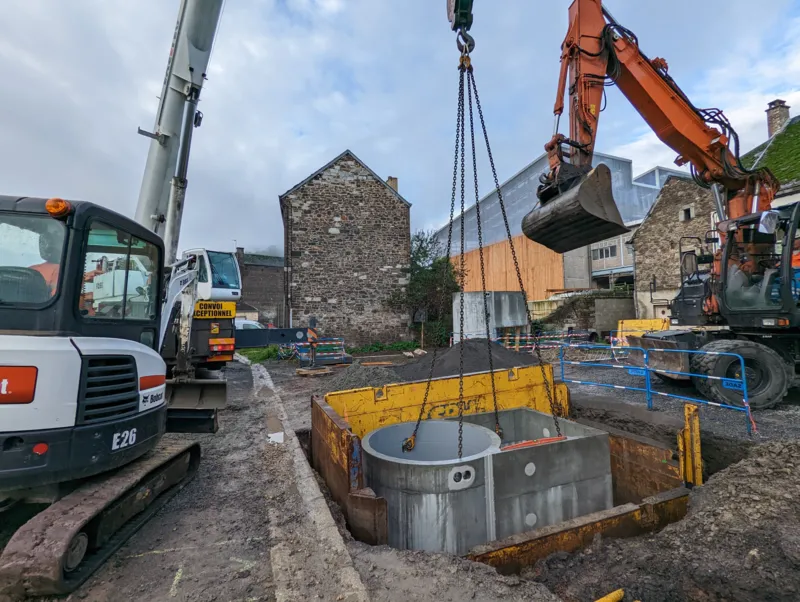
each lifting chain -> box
[467,69,563,437]
[467,64,502,440]
[404,24,563,457]
[402,58,467,454]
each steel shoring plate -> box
[0,440,201,598]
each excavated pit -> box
[362,409,614,556]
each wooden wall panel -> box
[452,234,564,301]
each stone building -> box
[631,99,800,319]
[630,178,716,319]
[280,150,411,345]
[235,248,284,325]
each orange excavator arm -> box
[543,0,779,223]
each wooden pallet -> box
[295,366,333,377]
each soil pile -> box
[325,364,401,392]
[526,441,800,601]
[395,339,540,382]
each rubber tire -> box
[690,339,791,410]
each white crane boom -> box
[135,0,224,264]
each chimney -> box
[386,176,398,192]
[236,246,245,261]
[766,99,790,138]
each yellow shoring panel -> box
[324,365,570,439]
[678,403,703,486]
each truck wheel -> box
[690,339,790,410]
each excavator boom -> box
[521,0,779,254]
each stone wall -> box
[235,248,284,324]
[631,177,716,318]
[542,293,635,333]
[281,152,411,345]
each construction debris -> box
[324,340,540,393]
[394,339,540,382]
[527,441,800,601]
[326,364,401,391]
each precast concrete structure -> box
[362,409,613,555]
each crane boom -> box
[135,0,224,264]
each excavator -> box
[449,0,796,410]
[0,0,238,597]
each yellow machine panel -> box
[193,301,236,319]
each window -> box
[724,221,786,311]
[680,205,695,222]
[198,254,209,283]
[608,245,617,258]
[80,222,159,321]
[591,249,600,260]
[207,251,240,290]
[0,213,66,304]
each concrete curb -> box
[249,361,370,602]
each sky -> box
[1,0,799,255]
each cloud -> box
[607,12,800,176]
[1,0,798,255]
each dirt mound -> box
[325,364,401,392]
[526,441,800,601]
[395,339,540,382]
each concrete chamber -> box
[362,420,502,555]
[362,410,614,556]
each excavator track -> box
[0,439,201,600]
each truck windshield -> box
[0,213,66,304]
[207,251,240,290]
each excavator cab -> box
[521,162,629,254]
[717,205,800,328]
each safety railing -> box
[290,337,348,363]
[449,330,594,350]
[558,343,756,435]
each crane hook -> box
[457,27,475,55]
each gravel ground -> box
[527,441,800,601]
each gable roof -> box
[629,176,714,245]
[740,115,800,195]
[278,149,411,207]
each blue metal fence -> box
[558,343,757,435]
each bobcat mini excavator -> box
[451,0,796,409]
[0,0,235,597]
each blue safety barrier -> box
[558,343,756,435]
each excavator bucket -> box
[521,163,629,254]
[165,377,227,433]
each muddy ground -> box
[4,347,796,602]
[267,351,800,602]
[51,363,276,602]
[527,441,800,601]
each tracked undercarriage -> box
[0,441,200,600]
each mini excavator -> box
[0,1,236,598]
